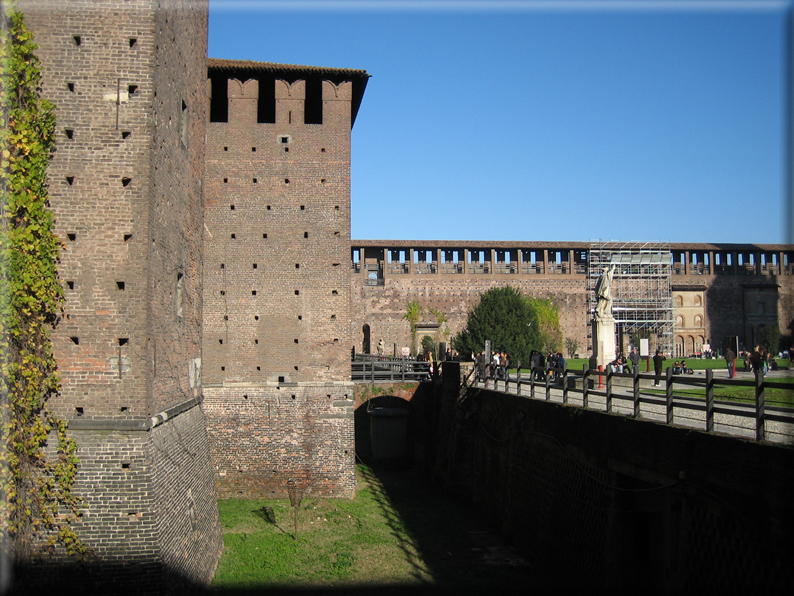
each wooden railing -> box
[469,365,793,443]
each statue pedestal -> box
[592,316,617,370]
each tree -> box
[0,2,84,560]
[529,297,562,353]
[452,286,540,365]
[403,301,423,355]
[564,337,579,359]
[759,325,781,354]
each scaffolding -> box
[587,241,674,356]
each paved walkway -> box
[470,367,794,445]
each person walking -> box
[725,347,736,378]
[630,348,640,373]
[653,350,664,386]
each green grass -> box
[210,464,535,591]
[212,475,429,589]
[660,376,794,407]
[551,357,791,372]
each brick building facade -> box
[201,60,368,499]
[20,0,222,589]
[15,0,794,590]
[350,241,794,359]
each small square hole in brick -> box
[253,178,257,183]
[297,315,302,320]
[124,234,132,242]
[122,462,131,469]
[252,290,257,296]
[128,84,138,95]
[254,315,259,320]
[121,177,131,187]
[300,205,305,210]
[120,407,129,412]
[278,376,285,383]
[263,233,267,239]
[129,38,137,48]
[70,336,79,345]
[65,128,74,139]
[224,146,228,151]
[73,35,81,46]
[230,205,235,210]
[65,176,74,185]
[121,131,131,139]
[224,315,228,321]
[223,178,228,183]
[266,205,271,210]
[220,263,224,269]
[294,339,298,344]
[67,233,76,241]
[230,234,235,239]
[294,366,298,371]
[221,366,225,371]
[116,281,125,290]
[253,263,257,269]
[295,263,300,269]
[294,290,300,295]
[75,407,84,416]
[67,82,75,92]
[118,338,128,346]
[254,339,259,344]
[66,281,75,290]
[220,290,225,295]
[256,366,261,371]
[219,339,223,344]
[252,147,256,152]
[304,232,308,238]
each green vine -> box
[0,1,85,561]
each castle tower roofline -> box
[208,57,369,126]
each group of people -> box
[528,350,567,382]
[473,351,511,382]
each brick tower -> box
[20,0,222,588]
[202,59,368,498]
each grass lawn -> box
[210,464,535,592]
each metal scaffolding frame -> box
[587,241,674,355]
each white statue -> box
[377,338,384,355]
[594,264,615,320]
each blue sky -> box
[208,1,790,244]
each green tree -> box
[403,301,423,355]
[0,1,84,561]
[420,335,438,361]
[759,325,781,354]
[529,297,562,353]
[564,337,579,359]
[452,286,540,365]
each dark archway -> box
[362,323,371,354]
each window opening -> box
[304,77,323,124]
[209,74,228,122]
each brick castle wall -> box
[201,61,367,497]
[20,0,222,586]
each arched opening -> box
[675,335,684,358]
[362,324,371,354]
[354,395,412,461]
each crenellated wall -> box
[201,60,369,498]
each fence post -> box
[665,368,674,425]
[545,369,551,401]
[401,359,405,382]
[705,369,714,432]
[582,364,589,409]
[516,370,521,396]
[633,365,640,418]
[371,360,375,382]
[755,370,765,441]
[562,365,569,404]
[606,368,613,413]
[530,368,536,398]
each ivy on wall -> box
[0,1,84,560]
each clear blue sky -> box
[208,1,790,245]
